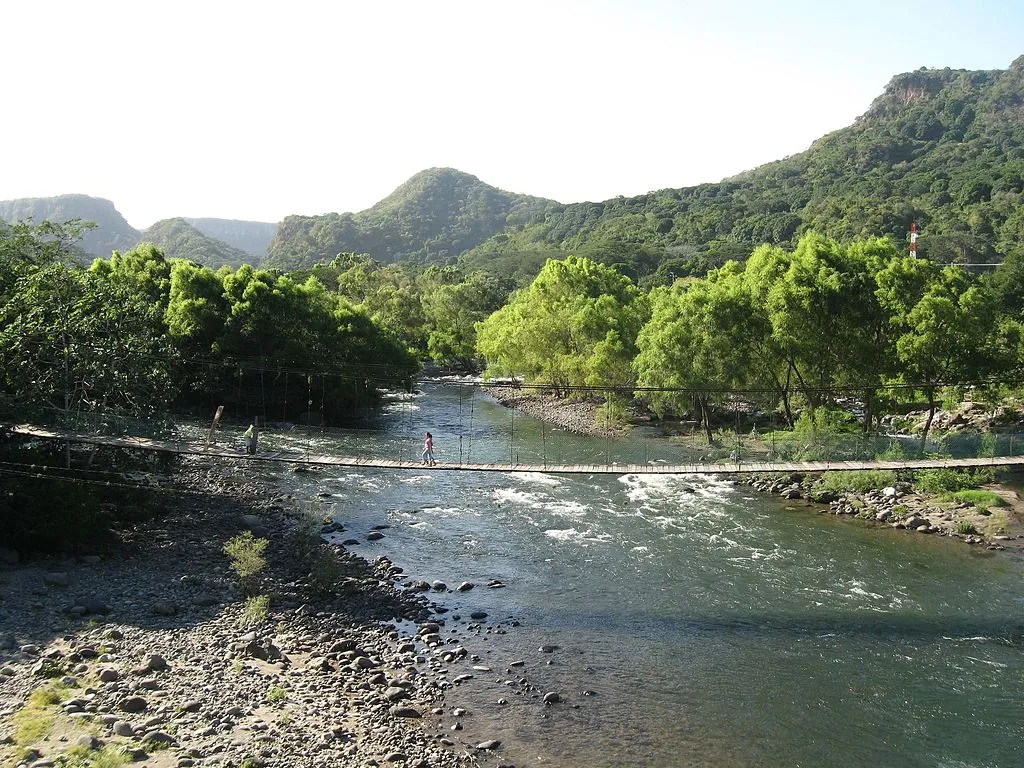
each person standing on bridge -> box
[422,432,436,466]
[244,423,258,455]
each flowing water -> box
[254,380,1023,767]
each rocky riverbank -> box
[485,389,638,437]
[0,458,549,768]
[738,471,1024,555]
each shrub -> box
[223,531,269,584]
[793,407,859,436]
[240,594,270,626]
[288,503,357,598]
[267,685,287,704]
[956,520,979,535]
[820,470,897,493]
[914,468,994,494]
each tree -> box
[476,255,649,395]
[876,259,1006,446]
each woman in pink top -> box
[422,432,436,465]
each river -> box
[257,379,1023,767]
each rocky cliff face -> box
[0,194,140,258]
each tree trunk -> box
[862,388,873,435]
[920,387,937,451]
[698,393,714,442]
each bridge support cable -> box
[542,396,547,469]
[467,385,476,464]
[305,375,313,460]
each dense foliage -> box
[475,256,650,395]
[141,218,254,269]
[464,58,1024,286]
[263,168,554,271]
[0,223,419,426]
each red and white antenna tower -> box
[909,221,919,257]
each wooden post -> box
[207,405,224,446]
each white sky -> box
[2,0,1022,228]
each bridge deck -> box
[9,424,1024,475]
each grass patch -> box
[266,685,287,704]
[12,685,66,746]
[64,744,131,768]
[239,594,270,626]
[943,490,1005,510]
[820,470,897,493]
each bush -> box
[820,470,897,493]
[914,468,994,494]
[288,503,357,598]
[223,531,269,585]
[240,594,270,626]
[793,407,859,436]
[956,520,979,535]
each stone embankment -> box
[739,472,1021,552]
[0,459,555,768]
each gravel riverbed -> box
[0,459,543,768]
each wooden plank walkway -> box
[8,424,1024,475]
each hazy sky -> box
[3,0,1022,228]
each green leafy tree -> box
[877,259,1007,445]
[476,255,649,395]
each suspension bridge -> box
[8,424,1024,475]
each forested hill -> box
[262,167,555,271]
[0,194,140,259]
[184,218,278,258]
[463,57,1024,284]
[140,218,254,268]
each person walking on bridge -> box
[422,432,436,466]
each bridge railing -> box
[3,397,1024,471]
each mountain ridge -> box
[4,55,1023,278]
